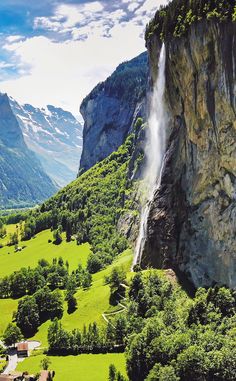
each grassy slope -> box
[0,226,132,345]
[32,249,132,346]
[0,298,18,336]
[0,229,90,278]
[0,229,91,338]
[0,224,17,246]
[17,353,127,381]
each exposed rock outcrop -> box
[142,20,236,288]
[79,52,148,173]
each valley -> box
[0,0,235,380]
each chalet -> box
[16,342,29,358]
[0,374,22,381]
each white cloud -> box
[5,35,23,43]
[0,62,14,69]
[128,3,140,12]
[0,0,169,115]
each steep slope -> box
[79,52,148,173]
[141,1,236,288]
[0,93,57,208]
[10,98,83,187]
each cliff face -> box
[142,20,236,288]
[79,52,148,173]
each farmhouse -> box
[0,374,22,381]
[16,342,29,357]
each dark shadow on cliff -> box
[173,266,196,298]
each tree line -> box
[47,317,127,355]
[146,0,235,41]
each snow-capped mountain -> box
[0,93,56,208]
[9,97,83,187]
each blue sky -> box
[0,0,168,116]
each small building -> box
[0,374,22,381]
[17,342,29,358]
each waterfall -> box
[133,43,167,268]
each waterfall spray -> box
[133,43,167,268]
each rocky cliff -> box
[0,93,57,208]
[79,52,148,173]
[142,18,236,288]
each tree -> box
[8,269,25,298]
[82,272,92,289]
[146,364,180,381]
[40,357,51,370]
[109,364,117,381]
[87,255,103,273]
[129,273,144,301]
[3,323,22,347]
[176,345,207,381]
[8,232,18,246]
[114,316,127,345]
[107,267,126,294]
[16,296,40,336]
[53,229,62,245]
[65,290,77,314]
[34,287,63,322]
[48,319,70,353]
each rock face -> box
[0,93,57,208]
[10,98,83,187]
[79,52,148,173]
[142,20,236,288]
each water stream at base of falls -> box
[133,43,167,268]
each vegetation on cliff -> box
[146,0,235,41]
[13,133,140,273]
[81,53,148,106]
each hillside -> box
[10,98,83,187]
[0,93,57,209]
[19,132,140,271]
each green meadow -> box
[0,229,90,277]
[31,249,132,346]
[0,226,132,346]
[17,353,127,381]
[0,298,19,336]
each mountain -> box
[79,52,148,173]
[9,98,83,187]
[14,4,236,290]
[141,1,236,288]
[0,93,57,208]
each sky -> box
[0,0,168,117]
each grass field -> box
[0,229,90,340]
[0,229,91,277]
[0,224,132,346]
[0,298,19,336]
[17,353,127,381]
[0,224,18,246]
[31,249,133,346]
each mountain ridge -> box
[9,98,83,187]
[0,93,57,208]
